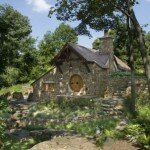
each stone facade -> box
[32,51,109,101]
[32,34,130,101]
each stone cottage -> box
[32,32,130,101]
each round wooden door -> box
[70,74,83,92]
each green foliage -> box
[136,101,150,143]
[137,106,150,120]
[97,27,150,74]
[0,4,31,72]
[122,92,150,149]
[49,0,137,35]
[92,38,102,50]
[0,67,20,87]
[0,4,39,88]
[38,23,78,69]
[17,36,39,82]
[124,124,150,149]
[0,83,31,95]
[145,32,150,62]
[14,99,117,148]
[3,138,39,150]
[110,27,150,73]
[26,99,118,148]
[0,98,9,148]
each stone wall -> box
[32,52,108,101]
[100,76,148,118]
[101,98,124,119]
[104,76,148,99]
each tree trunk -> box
[127,14,136,116]
[130,9,150,96]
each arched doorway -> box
[69,74,83,92]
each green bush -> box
[3,138,38,150]
[0,98,9,149]
[0,67,20,87]
[124,124,150,149]
[123,91,150,150]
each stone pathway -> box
[7,99,34,129]
[6,99,139,150]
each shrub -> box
[124,124,150,149]
[0,98,9,149]
[0,67,20,87]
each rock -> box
[114,105,123,111]
[103,138,115,147]
[116,119,128,131]
[30,135,98,150]
[6,129,30,139]
[125,87,131,96]
[0,92,12,100]
[27,92,33,101]
[12,92,24,100]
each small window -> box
[42,83,56,92]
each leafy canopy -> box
[0,4,38,87]
[0,4,32,71]
[49,0,137,35]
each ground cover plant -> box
[123,92,150,150]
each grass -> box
[0,82,32,95]
[1,85,148,149]
[0,98,119,149]
[24,99,119,148]
[26,99,118,137]
[3,137,40,150]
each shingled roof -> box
[52,43,130,71]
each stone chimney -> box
[99,30,113,54]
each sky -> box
[0,0,150,48]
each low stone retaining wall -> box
[104,76,148,98]
[101,98,124,119]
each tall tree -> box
[17,36,38,82]
[0,4,39,87]
[145,32,150,62]
[0,4,31,73]
[38,23,78,70]
[49,0,150,95]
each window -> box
[69,74,83,92]
[42,83,56,92]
